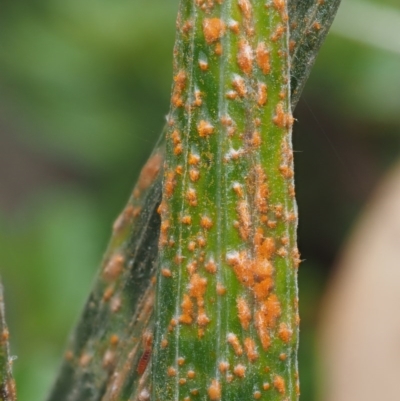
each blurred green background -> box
[0,0,399,400]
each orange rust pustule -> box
[273,102,294,128]
[189,168,200,182]
[232,76,247,97]
[237,297,252,330]
[172,70,187,108]
[233,364,246,378]
[180,294,194,324]
[257,83,268,107]
[201,216,213,230]
[103,254,124,281]
[135,152,163,194]
[159,220,170,247]
[208,379,221,401]
[273,375,286,394]
[197,120,214,137]
[205,259,217,274]
[227,333,243,356]
[244,337,258,362]
[186,188,198,206]
[256,42,270,74]
[164,170,177,198]
[236,200,251,240]
[251,165,269,214]
[203,18,226,44]
[237,39,253,74]
[271,24,286,42]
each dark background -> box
[0,0,399,400]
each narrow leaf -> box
[0,280,16,401]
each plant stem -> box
[154,1,299,400]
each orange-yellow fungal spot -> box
[182,215,192,225]
[110,296,122,313]
[233,182,244,197]
[79,353,92,367]
[189,274,207,299]
[205,259,217,274]
[159,219,170,247]
[102,349,115,370]
[182,19,193,34]
[237,297,251,330]
[233,364,246,378]
[134,152,163,197]
[279,164,294,179]
[276,247,288,257]
[253,278,274,301]
[236,200,251,240]
[199,59,209,71]
[189,168,200,182]
[271,24,285,41]
[256,42,270,74]
[180,294,194,324]
[172,70,187,108]
[167,367,177,377]
[161,338,168,349]
[292,248,301,268]
[162,268,172,278]
[228,20,240,33]
[165,171,177,198]
[313,21,321,30]
[263,383,271,390]
[252,165,269,214]
[203,18,226,44]
[226,90,238,100]
[227,333,243,356]
[273,102,292,128]
[244,337,258,362]
[281,237,289,245]
[188,241,196,252]
[103,286,114,302]
[273,375,286,394]
[273,0,286,12]
[208,380,221,401]
[279,353,287,361]
[197,312,210,326]
[289,39,296,52]
[193,90,202,107]
[179,378,187,385]
[250,130,262,147]
[201,216,213,230]
[238,0,252,21]
[174,143,183,155]
[65,350,74,362]
[257,83,268,106]
[197,236,206,247]
[278,322,292,343]
[253,391,262,399]
[218,361,229,373]
[186,188,198,206]
[213,42,222,56]
[103,254,124,281]
[187,370,196,379]
[216,282,226,295]
[110,334,119,346]
[189,153,201,165]
[197,120,214,137]
[237,39,253,74]
[232,75,247,97]
[267,220,277,229]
